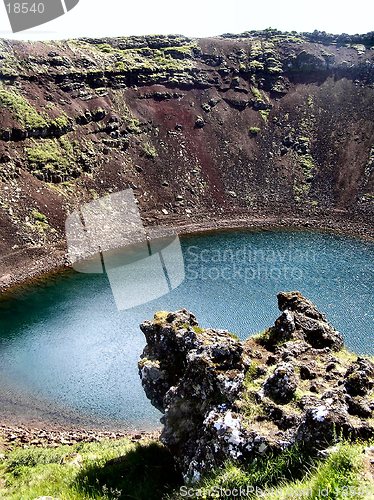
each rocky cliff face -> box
[0,31,374,286]
[139,292,374,482]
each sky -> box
[0,0,373,40]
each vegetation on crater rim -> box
[25,137,84,182]
[0,437,372,499]
[0,86,70,132]
[87,41,197,73]
[0,87,48,130]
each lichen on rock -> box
[139,292,374,482]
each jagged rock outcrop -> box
[264,291,344,350]
[139,292,374,482]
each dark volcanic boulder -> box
[263,362,298,403]
[296,396,351,447]
[138,292,374,482]
[139,309,250,480]
[264,291,344,350]
[344,357,374,396]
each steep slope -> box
[0,30,373,288]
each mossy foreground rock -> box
[139,292,374,482]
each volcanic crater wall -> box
[0,30,373,286]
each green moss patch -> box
[249,126,261,136]
[0,87,70,132]
[91,42,197,73]
[0,88,47,129]
[27,139,67,170]
[142,142,158,159]
[25,137,80,182]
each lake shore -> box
[0,210,373,432]
[0,379,161,441]
[1,211,373,296]
[0,424,160,450]
[0,382,160,447]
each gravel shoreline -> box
[0,424,160,450]
[1,212,373,295]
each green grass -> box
[29,211,50,235]
[126,118,142,134]
[25,137,78,180]
[30,209,49,232]
[252,327,285,347]
[0,438,181,500]
[116,61,126,72]
[251,86,264,101]
[30,210,47,223]
[50,113,70,130]
[249,126,261,136]
[249,60,265,71]
[299,154,315,180]
[265,443,373,499]
[307,95,314,108]
[26,139,68,172]
[259,109,270,122]
[172,442,373,499]
[251,328,269,342]
[187,445,313,497]
[95,42,195,59]
[91,43,195,73]
[228,332,240,341]
[293,153,316,202]
[192,326,205,335]
[142,142,158,159]
[59,135,75,156]
[0,438,372,499]
[294,182,311,201]
[95,43,115,53]
[240,361,268,421]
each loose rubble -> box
[0,425,157,450]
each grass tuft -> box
[172,441,373,499]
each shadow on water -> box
[0,271,111,339]
[75,442,182,500]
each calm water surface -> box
[0,231,373,428]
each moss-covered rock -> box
[139,292,373,482]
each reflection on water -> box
[0,231,373,428]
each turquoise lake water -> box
[0,231,373,429]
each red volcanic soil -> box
[0,32,373,289]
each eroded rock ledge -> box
[139,291,374,482]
